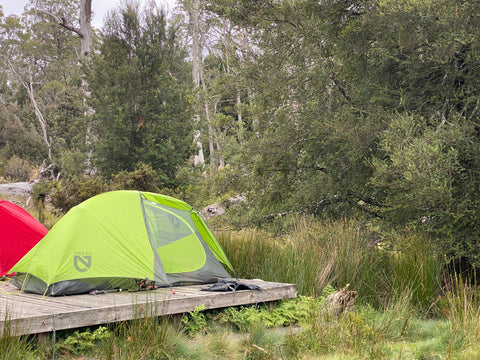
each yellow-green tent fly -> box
[11,191,234,296]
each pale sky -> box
[1,0,178,28]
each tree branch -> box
[36,9,83,38]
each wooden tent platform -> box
[0,279,296,336]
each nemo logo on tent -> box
[74,252,92,272]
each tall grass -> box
[216,218,356,296]
[100,316,247,360]
[101,317,183,359]
[217,216,443,314]
[442,275,480,357]
[383,232,443,315]
[0,314,40,360]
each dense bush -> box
[3,155,31,182]
[110,163,160,193]
[49,176,106,214]
[0,120,48,164]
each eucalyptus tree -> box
[88,2,193,187]
[207,0,480,267]
[180,0,225,168]
[177,0,208,167]
[179,0,254,172]
[201,0,382,219]
[33,0,94,174]
[24,0,93,61]
[0,1,86,174]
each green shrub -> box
[49,175,106,214]
[110,163,160,192]
[32,180,55,224]
[3,155,31,182]
[182,304,208,336]
[56,326,110,356]
[57,150,87,178]
[0,119,48,163]
[217,296,321,333]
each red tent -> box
[0,200,48,276]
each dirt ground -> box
[0,181,34,206]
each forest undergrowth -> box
[2,215,480,359]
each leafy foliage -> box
[32,179,55,224]
[0,112,48,164]
[0,0,86,175]
[371,113,480,265]
[56,326,110,356]
[202,0,480,267]
[2,0,480,268]
[49,175,106,214]
[182,304,208,336]
[110,163,160,192]
[3,155,31,181]
[218,295,324,332]
[88,3,193,187]
[181,296,326,336]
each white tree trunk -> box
[79,0,93,61]
[8,62,52,160]
[26,78,51,160]
[202,75,216,166]
[193,129,205,166]
[187,0,205,166]
[191,0,201,89]
[37,0,95,172]
[39,0,92,61]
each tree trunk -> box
[8,62,52,160]
[191,0,201,89]
[79,0,94,174]
[193,130,205,166]
[201,75,216,166]
[27,80,51,160]
[188,0,205,166]
[236,88,243,141]
[37,0,94,162]
[79,0,93,60]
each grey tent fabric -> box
[11,273,136,296]
[201,278,262,292]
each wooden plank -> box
[0,280,296,336]
[5,285,295,335]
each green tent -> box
[11,191,234,296]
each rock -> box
[200,204,226,220]
[200,195,246,220]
